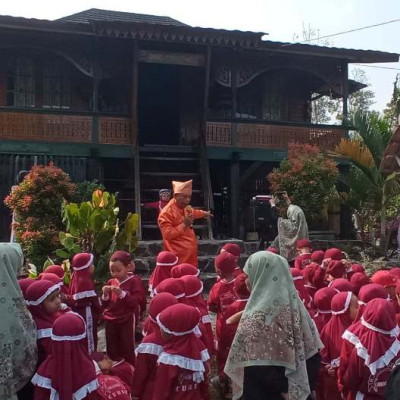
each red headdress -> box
[324,248,343,261]
[221,243,241,259]
[157,304,209,383]
[32,312,98,400]
[171,263,199,278]
[343,298,400,375]
[311,250,325,265]
[371,270,397,288]
[234,273,250,299]
[110,250,132,266]
[154,278,185,300]
[39,272,63,287]
[329,278,352,293]
[44,264,65,279]
[68,253,96,300]
[215,252,236,274]
[266,246,279,254]
[326,260,346,279]
[138,293,178,356]
[291,268,313,310]
[320,291,354,366]
[26,280,61,339]
[348,263,365,278]
[18,277,35,299]
[389,267,400,280]
[149,251,178,295]
[314,287,338,325]
[297,238,312,250]
[181,275,207,311]
[350,272,370,295]
[356,283,389,321]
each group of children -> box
[283,238,400,400]
[17,242,249,400]
[18,237,400,400]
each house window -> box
[43,62,71,109]
[262,74,288,121]
[6,58,35,107]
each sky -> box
[2,0,399,112]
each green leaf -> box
[55,249,71,259]
[79,202,93,230]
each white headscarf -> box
[277,204,309,261]
[224,251,322,400]
[0,243,37,399]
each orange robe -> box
[158,199,206,267]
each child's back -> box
[153,303,210,400]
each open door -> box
[138,63,181,146]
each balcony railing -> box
[206,121,346,150]
[0,110,133,145]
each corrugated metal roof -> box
[55,8,187,27]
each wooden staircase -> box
[138,145,213,240]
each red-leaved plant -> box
[267,143,339,225]
[4,163,76,269]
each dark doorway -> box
[138,63,181,145]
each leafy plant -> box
[267,143,339,226]
[4,163,76,269]
[333,111,399,251]
[57,189,139,281]
[71,180,105,203]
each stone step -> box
[134,239,253,274]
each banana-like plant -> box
[56,190,139,281]
[332,111,399,250]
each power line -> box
[353,64,400,71]
[282,18,400,46]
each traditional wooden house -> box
[0,8,398,241]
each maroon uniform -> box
[102,275,140,366]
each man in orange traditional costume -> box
[158,180,212,267]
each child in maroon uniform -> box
[216,273,250,396]
[148,251,178,297]
[66,252,101,353]
[102,251,142,366]
[92,352,134,394]
[26,280,62,364]
[313,287,337,333]
[181,274,214,355]
[220,243,242,276]
[110,251,146,325]
[294,238,312,271]
[32,312,99,400]
[208,252,238,375]
[341,299,400,400]
[153,303,210,400]
[311,250,325,265]
[132,293,178,400]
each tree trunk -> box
[380,203,387,255]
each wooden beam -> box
[230,152,241,238]
[139,50,205,67]
[231,50,237,118]
[342,63,349,122]
[132,40,142,239]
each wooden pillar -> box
[132,40,142,239]
[231,50,238,118]
[342,63,349,123]
[230,151,240,238]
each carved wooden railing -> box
[98,117,133,145]
[0,110,133,145]
[206,121,345,150]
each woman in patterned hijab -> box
[224,251,322,400]
[0,243,37,400]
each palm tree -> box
[333,111,400,251]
